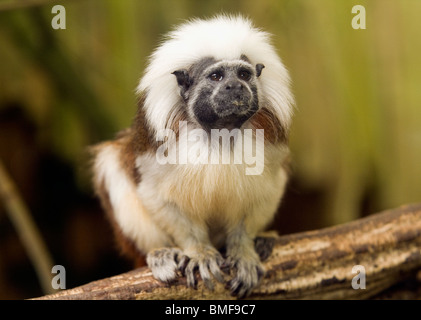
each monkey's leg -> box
[225,223,265,298]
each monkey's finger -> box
[199,268,214,291]
[228,278,248,298]
[229,278,250,299]
[185,262,198,289]
[173,248,184,264]
[236,286,251,299]
[215,253,225,266]
[199,261,219,290]
[208,259,225,283]
[256,265,265,280]
[220,263,231,275]
[177,255,190,274]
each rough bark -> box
[34,203,421,300]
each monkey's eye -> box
[209,72,223,81]
[238,70,252,81]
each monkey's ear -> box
[256,64,265,77]
[172,69,192,100]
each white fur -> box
[136,142,289,248]
[94,144,172,252]
[137,15,294,139]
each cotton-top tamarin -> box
[92,15,294,298]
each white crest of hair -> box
[137,14,294,139]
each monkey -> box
[92,15,294,298]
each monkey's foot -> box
[178,246,225,290]
[146,247,183,284]
[225,252,265,298]
[254,236,276,261]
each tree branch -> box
[34,203,421,300]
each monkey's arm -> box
[225,222,265,298]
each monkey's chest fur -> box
[136,144,288,248]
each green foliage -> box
[0,0,420,225]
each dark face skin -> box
[173,57,264,130]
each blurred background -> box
[0,0,420,299]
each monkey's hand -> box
[146,247,184,284]
[225,247,264,298]
[225,228,265,298]
[178,245,225,290]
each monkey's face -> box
[173,58,264,130]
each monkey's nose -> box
[225,82,243,91]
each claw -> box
[185,262,198,289]
[225,254,265,298]
[220,262,231,275]
[203,277,214,291]
[177,255,190,274]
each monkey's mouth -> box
[215,103,247,118]
[212,103,258,130]
[214,95,252,115]
[194,95,258,131]
[232,100,245,107]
